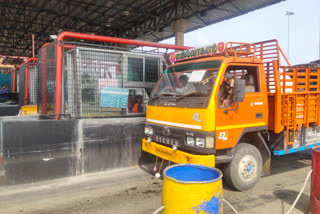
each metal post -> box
[285,11,295,60]
[25,64,29,105]
[12,71,16,93]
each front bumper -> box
[142,138,215,167]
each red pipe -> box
[41,43,50,48]
[54,31,192,119]
[20,57,37,66]
[64,44,76,49]
[12,71,16,93]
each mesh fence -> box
[0,71,11,103]
[18,63,26,106]
[62,42,164,118]
[17,63,39,106]
[38,41,166,118]
[38,42,56,116]
[28,65,39,105]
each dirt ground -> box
[0,151,313,214]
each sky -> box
[161,0,320,65]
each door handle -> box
[256,113,263,119]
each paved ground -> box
[0,151,313,214]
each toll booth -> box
[38,42,163,119]
[17,58,38,115]
[0,67,20,116]
[0,33,189,184]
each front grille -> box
[153,135,179,146]
[146,122,215,154]
[151,126,184,147]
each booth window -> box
[127,89,146,114]
[127,57,160,82]
[128,57,143,81]
[145,58,159,82]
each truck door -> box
[215,64,268,150]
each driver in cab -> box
[176,74,196,95]
[220,71,234,108]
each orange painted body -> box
[143,39,320,164]
[214,60,268,149]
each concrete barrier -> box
[1,117,78,184]
[0,117,145,185]
[0,105,20,116]
[82,118,144,173]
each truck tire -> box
[223,143,262,191]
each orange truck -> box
[142,40,320,191]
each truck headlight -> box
[149,127,153,135]
[195,138,205,148]
[186,137,195,146]
[205,137,214,148]
[144,126,153,135]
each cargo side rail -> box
[272,64,320,147]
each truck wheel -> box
[224,143,262,191]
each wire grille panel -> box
[38,42,56,116]
[38,41,165,118]
[18,63,26,106]
[62,42,163,118]
[28,65,39,105]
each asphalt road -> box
[0,151,313,214]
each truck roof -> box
[167,39,290,68]
[169,55,264,68]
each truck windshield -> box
[150,61,221,108]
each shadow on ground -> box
[274,189,310,214]
[270,151,312,176]
[139,150,313,192]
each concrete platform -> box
[0,151,312,214]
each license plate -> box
[155,147,173,158]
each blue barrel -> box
[162,164,223,214]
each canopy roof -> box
[1,0,284,64]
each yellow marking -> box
[142,139,215,167]
[20,105,38,115]
[216,122,266,131]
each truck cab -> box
[142,40,320,191]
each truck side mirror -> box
[233,79,245,102]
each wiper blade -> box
[152,93,176,101]
[176,92,206,101]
